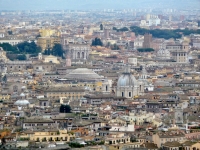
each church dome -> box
[20,93,25,97]
[14,100,30,106]
[66,68,102,80]
[117,73,137,87]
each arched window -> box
[77,52,80,58]
[82,52,84,58]
[122,92,124,97]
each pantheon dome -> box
[66,68,102,80]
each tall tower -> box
[65,52,72,67]
[104,28,110,39]
[143,33,152,48]
[66,55,71,67]
[174,107,183,124]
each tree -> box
[137,48,154,52]
[100,24,103,30]
[47,48,52,55]
[60,104,71,113]
[52,43,64,57]
[91,38,103,46]
[111,43,120,50]
[112,27,129,32]
[113,27,117,30]
[8,31,12,35]
[17,41,41,54]
[17,54,27,60]
[0,43,18,53]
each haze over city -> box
[0,0,200,10]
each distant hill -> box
[0,0,199,10]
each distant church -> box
[62,37,91,64]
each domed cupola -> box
[115,65,143,99]
[117,66,137,87]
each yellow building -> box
[19,129,75,142]
[39,29,60,37]
[37,36,61,51]
[37,29,61,51]
[77,81,103,92]
[0,94,10,100]
[191,142,200,150]
[108,143,141,150]
[44,87,85,100]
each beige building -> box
[43,55,60,64]
[171,50,188,63]
[152,131,185,148]
[44,87,85,100]
[108,142,141,150]
[105,133,130,145]
[19,129,75,142]
[191,142,200,150]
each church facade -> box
[63,44,91,63]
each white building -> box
[157,48,171,59]
[0,38,24,46]
[128,58,137,66]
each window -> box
[129,92,131,97]
[122,92,124,97]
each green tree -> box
[8,30,12,35]
[137,48,154,52]
[113,27,117,30]
[100,24,104,30]
[60,104,71,113]
[17,41,41,54]
[69,142,84,148]
[113,27,129,32]
[0,43,18,53]
[47,48,51,55]
[91,38,103,46]
[17,54,27,60]
[111,43,120,50]
[52,43,64,57]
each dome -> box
[117,73,137,87]
[66,68,102,80]
[20,93,25,97]
[14,99,30,106]
[21,86,26,89]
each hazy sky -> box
[0,0,199,10]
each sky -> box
[0,0,199,10]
